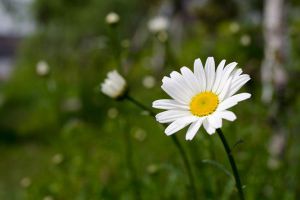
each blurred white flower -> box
[107,107,119,119]
[148,16,169,34]
[52,153,64,165]
[61,97,82,112]
[36,60,50,77]
[101,70,127,99]
[147,164,159,174]
[240,35,251,46]
[43,196,54,200]
[142,75,156,89]
[133,128,147,141]
[153,57,251,140]
[105,12,120,25]
[229,22,240,33]
[20,177,31,188]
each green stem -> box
[125,95,198,199]
[108,26,122,72]
[216,129,245,200]
[123,122,142,200]
[125,95,156,117]
[171,135,198,200]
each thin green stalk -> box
[171,135,198,200]
[108,26,122,72]
[216,129,245,200]
[125,95,198,199]
[122,122,142,200]
[125,95,156,117]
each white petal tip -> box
[207,131,215,135]
[165,130,173,136]
[152,101,158,108]
[244,93,252,100]
[185,135,195,140]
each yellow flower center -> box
[190,92,219,116]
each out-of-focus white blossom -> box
[147,164,159,174]
[43,196,54,200]
[148,16,169,33]
[229,22,240,33]
[105,12,120,25]
[52,153,64,165]
[240,35,251,46]
[142,75,156,89]
[107,107,119,119]
[61,97,82,112]
[101,70,127,99]
[36,60,50,77]
[133,128,147,141]
[20,177,31,188]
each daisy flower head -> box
[101,70,127,99]
[152,57,251,140]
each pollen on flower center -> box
[190,92,219,116]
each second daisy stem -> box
[216,129,245,200]
[170,134,197,200]
[125,95,198,200]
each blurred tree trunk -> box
[262,0,289,168]
[261,0,288,103]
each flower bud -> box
[101,70,127,99]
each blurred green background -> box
[0,0,300,199]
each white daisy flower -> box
[152,57,251,140]
[101,70,127,99]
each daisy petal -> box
[218,76,233,101]
[180,66,201,93]
[203,119,216,135]
[217,93,251,111]
[216,62,237,94]
[193,58,206,91]
[212,59,226,92]
[169,72,194,99]
[156,110,191,123]
[228,75,251,96]
[204,57,216,91]
[165,116,198,136]
[161,79,189,104]
[185,118,204,140]
[207,114,222,129]
[152,99,189,110]
[219,111,237,121]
